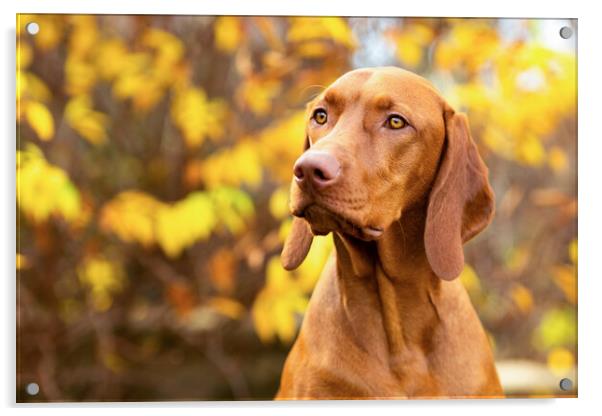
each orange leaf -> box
[208,249,237,294]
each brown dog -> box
[276,67,503,399]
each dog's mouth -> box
[293,204,383,241]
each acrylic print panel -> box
[16,15,577,401]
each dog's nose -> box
[293,151,341,189]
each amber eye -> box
[387,115,407,129]
[313,109,328,125]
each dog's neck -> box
[334,202,435,281]
[332,203,443,372]
[377,202,435,280]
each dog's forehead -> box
[322,67,445,113]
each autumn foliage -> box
[17,16,576,400]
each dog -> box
[276,67,503,399]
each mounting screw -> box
[26,22,40,35]
[559,378,573,391]
[26,382,40,396]
[559,26,573,39]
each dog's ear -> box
[281,216,314,270]
[424,110,494,281]
[281,134,314,270]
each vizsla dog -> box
[277,67,503,399]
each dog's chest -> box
[289,268,494,397]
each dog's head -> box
[282,67,494,280]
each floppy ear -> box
[281,135,314,270]
[281,217,314,270]
[424,110,495,281]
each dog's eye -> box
[312,109,328,125]
[387,115,407,129]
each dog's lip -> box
[292,204,384,241]
[363,225,384,238]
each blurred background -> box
[16,15,577,401]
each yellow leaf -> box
[68,15,99,58]
[100,191,164,247]
[95,38,129,80]
[532,307,576,351]
[391,24,434,68]
[64,95,108,145]
[25,101,54,141]
[294,41,330,58]
[505,245,529,273]
[434,21,500,72]
[101,189,249,257]
[265,256,291,291]
[547,347,574,377]
[142,28,184,67]
[17,72,52,105]
[296,235,333,292]
[269,187,290,220]
[132,79,164,112]
[111,53,153,99]
[252,256,309,344]
[171,86,227,148]
[568,239,577,264]
[156,192,217,258]
[200,141,262,189]
[253,237,332,343]
[209,187,254,235]
[17,144,82,223]
[17,41,32,70]
[214,17,243,53]
[278,218,293,243]
[459,264,482,295]
[287,17,356,49]
[517,134,546,166]
[548,146,568,173]
[65,56,97,96]
[396,42,423,68]
[256,111,307,182]
[207,297,245,320]
[252,296,275,343]
[16,253,30,270]
[552,265,577,304]
[274,301,297,343]
[78,255,125,312]
[237,78,281,116]
[511,284,534,314]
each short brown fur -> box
[278,67,502,399]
